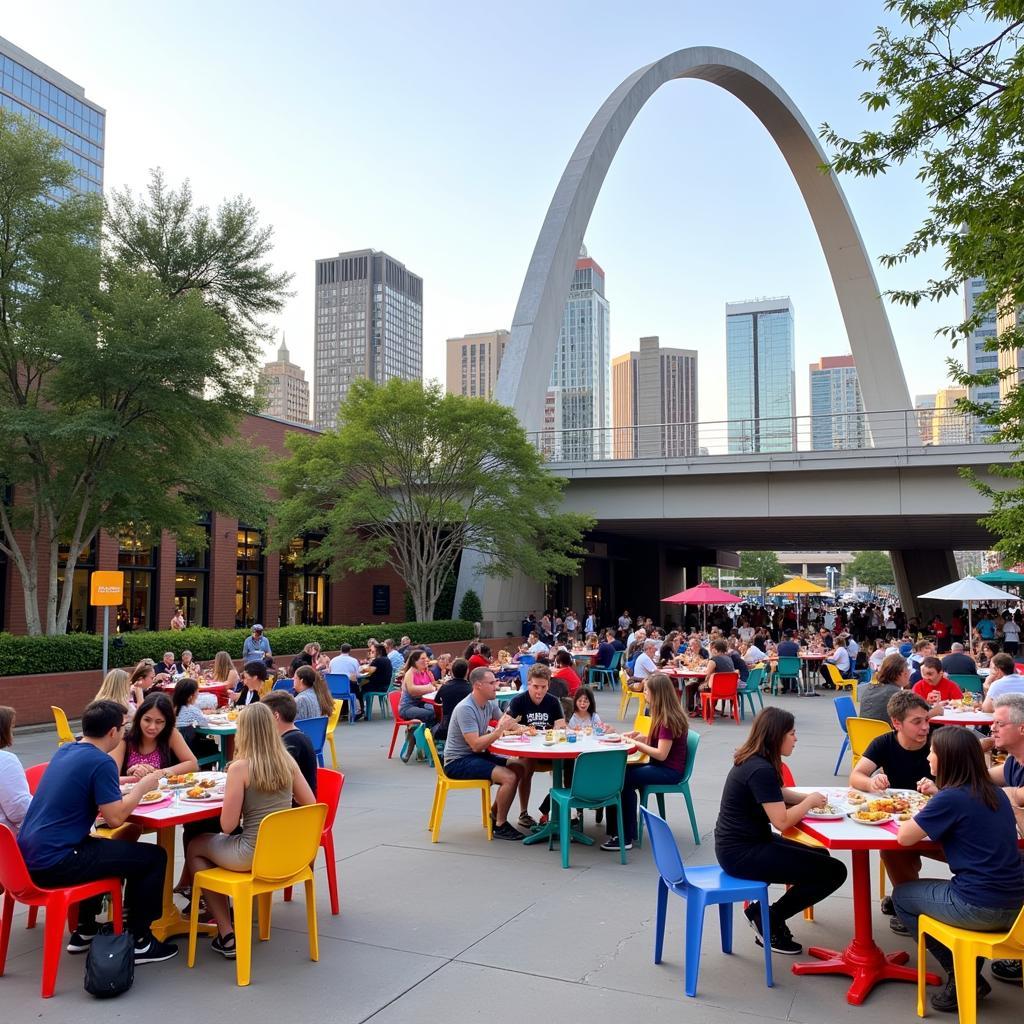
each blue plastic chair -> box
[518,654,536,667]
[518,664,530,689]
[736,666,765,720]
[272,679,294,692]
[640,807,774,998]
[832,695,857,775]
[589,650,622,691]
[295,715,329,768]
[323,673,359,723]
[637,730,701,848]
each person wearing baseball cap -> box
[242,624,272,661]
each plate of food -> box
[161,773,196,789]
[138,791,173,807]
[182,787,219,802]
[805,804,844,820]
[848,809,893,825]
[845,790,867,805]
[600,733,624,744]
[868,795,912,814]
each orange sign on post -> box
[90,571,124,606]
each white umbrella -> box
[917,576,1016,642]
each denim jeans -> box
[892,879,1020,972]
[604,762,683,844]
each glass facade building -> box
[543,250,611,461]
[313,249,423,431]
[0,36,104,196]
[809,355,865,450]
[964,276,999,439]
[726,298,795,453]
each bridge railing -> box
[528,407,998,462]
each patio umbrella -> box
[662,581,741,632]
[977,569,1024,588]
[766,577,827,595]
[917,575,1016,641]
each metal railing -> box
[528,408,1000,462]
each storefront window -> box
[236,526,264,628]
[278,536,328,626]
[175,515,210,627]
[57,541,95,633]
[118,532,157,631]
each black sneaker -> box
[66,925,98,954]
[889,915,910,935]
[134,934,178,964]
[880,895,895,916]
[211,932,237,959]
[600,836,632,851]
[492,821,523,841]
[754,920,803,956]
[744,901,765,940]
[991,959,1023,984]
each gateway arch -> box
[456,47,917,628]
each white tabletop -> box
[789,786,922,849]
[930,709,994,725]
[492,732,636,759]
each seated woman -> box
[551,649,582,697]
[172,678,220,762]
[94,667,135,716]
[129,661,158,707]
[432,652,453,682]
[601,672,689,852]
[398,649,438,762]
[180,650,201,678]
[360,640,394,702]
[293,665,334,721]
[230,661,267,707]
[211,650,240,690]
[433,658,472,745]
[893,726,1024,1013]
[714,706,847,956]
[185,703,316,958]
[0,705,31,834]
[112,692,198,779]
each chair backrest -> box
[709,672,739,699]
[847,717,892,761]
[632,710,652,736]
[294,716,328,753]
[1003,902,1024,946]
[424,728,447,778]
[776,656,801,676]
[608,650,623,672]
[388,689,404,719]
[324,673,355,699]
[743,665,764,691]
[639,807,687,886]
[518,654,536,666]
[251,804,327,881]
[570,749,628,802]
[619,669,630,689]
[315,767,344,831]
[327,699,343,732]
[272,679,295,692]
[51,706,74,745]
[25,762,48,794]
[781,762,796,787]
[680,729,700,785]
[825,664,851,687]
[0,822,38,898]
[949,673,984,695]
[833,695,857,734]
[518,664,530,689]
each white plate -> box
[181,793,220,803]
[805,808,845,820]
[847,811,893,826]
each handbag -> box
[84,925,134,998]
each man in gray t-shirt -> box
[442,668,526,841]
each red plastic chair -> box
[23,763,48,932]
[699,672,740,725]
[0,824,123,998]
[284,767,345,915]
[387,690,419,759]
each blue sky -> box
[4,1,965,416]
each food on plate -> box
[140,790,166,804]
[851,810,891,823]
[897,811,913,821]
[164,773,195,787]
[198,778,218,789]
[868,796,911,814]
[185,786,207,799]
[846,791,867,805]
[807,804,840,816]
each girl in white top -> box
[567,687,606,732]
[0,706,31,834]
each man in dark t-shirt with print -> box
[262,691,318,797]
[507,664,565,830]
[849,690,937,934]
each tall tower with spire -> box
[260,334,311,426]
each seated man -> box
[911,657,963,706]
[16,700,178,963]
[442,668,525,841]
[507,664,566,827]
[696,638,738,715]
[526,631,550,657]
[907,639,936,682]
[850,691,938,934]
[981,652,1024,711]
[261,691,318,796]
[628,638,659,692]
[940,642,977,677]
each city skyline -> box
[0,5,973,424]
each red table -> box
[157,681,229,707]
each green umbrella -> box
[977,570,1024,587]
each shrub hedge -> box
[0,620,476,678]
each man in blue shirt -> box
[242,624,271,660]
[17,700,178,963]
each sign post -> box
[90,571,125,675]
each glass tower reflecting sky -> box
[0,35,104,196]
[726,297,795,453]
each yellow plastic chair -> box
[916,904,1024,1024]
[824,664,858,702]
[50,706,75,747]
[628,710,651,765]
[846,717,891,768]
[325,699,343,769]
[424,729,492,843]
[618,669,645,721]
[187,803,326,987]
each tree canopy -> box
[0,111,290,633]
[274,378,594,621]
[845,550,896,588]
[739,551,785,593]
[820,0,1024,559]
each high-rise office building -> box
[914,393,936,444]
[964,276,999,439]
[313,249,423,431]
[997,299,1023,405]
[445,330,509,398]
[726,297,795,453]
[0,36,104,196]
[932,386,970,444]
[260,335,310,426]
[809,355,865,450]
[542,248,611,460]
[611,337,698,458]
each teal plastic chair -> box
[737,667,765,719]
[772,656,801,695]
[363,690,390,721]
[589,650,622,691]
[412,722,441,764]
[948,673,984,695]
[636,730,701,848]
[547,749,629,867]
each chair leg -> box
[283,885,293,902]
[0,892,14,976]
[833,735,850,776]
[234,889,254,987]
[304,877,319,962]
[430,786,448,843]
[636,791,649,848]
[950,946,978,1024]
[684,892,707,997]
[257,892,272,941]
[387,723,401,758]
[615,799,627,864]
[560,802,571,868]
[327,734,338,770]
[479,786,492,839]
[682,786,700,845]
[916,925,929,1018]
[188,883,202,968]
[40,896,68,998]
[428,781,441,832]
[759,894,774,988]
[654,879,668,964]
[718,901,733,954]
[27,905,38,929]
[878,858,887,900]
[323,832,340,915]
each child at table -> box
[892,725,1024,1013]
[568,687,605,732]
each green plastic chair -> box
[547,749,629,867]
[772,656,802,695]
[637,730,701,848]
[948,673,984,695]
[737,667,765,719]
[589,650,622,691]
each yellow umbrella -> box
[766,576,827,595]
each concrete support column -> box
[891,550,958,621]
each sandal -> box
[211,931,236,959]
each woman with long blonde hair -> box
[210,650,240,688]
[185,703,315,958]
[93,668,133,711]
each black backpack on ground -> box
[84,925,134,998]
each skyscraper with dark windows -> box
[963,276,999,439]
[0,35,104,196]
[809,354,864,450]
[313,249,423,431]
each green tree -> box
[739,551,785,595]
[845,550,896,589]
[0,111,290,633]
[458,589,483,622]
[820,1,1024,559]
[274,378,594,621]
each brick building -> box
[0,413,407,634]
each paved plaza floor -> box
[6,689,1021,1022]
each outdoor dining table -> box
[929,708,995,727]
[128,790,224,941]
[196,717,238,760]
[798,652,828,695]
[490,732,637,847]
[157,680,229,706]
